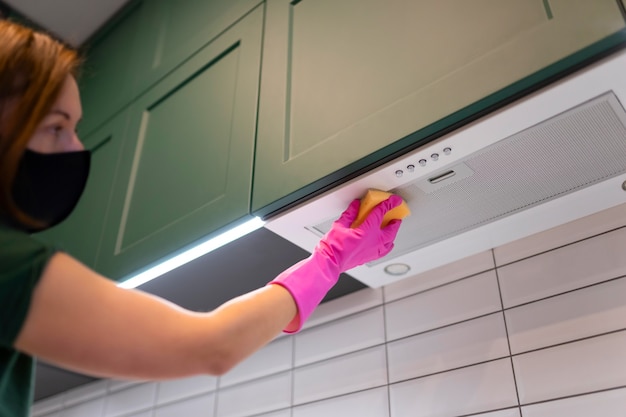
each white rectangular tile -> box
[293,387,388,417]
[154,393,215,417]
[216,371,291,417]
[32,412,61,417]
[498,227,626,308]
[385,270,502,341]
[31,394,65,416]
[120,412,152,417]
[295,307,385,367]
[251,411,290,417]
[521,387,626,417]
[104,383,157,417]
[513,331,626,404]
[29,407,63,417]
[64,380,108,407]
[303,287,383,330]
[293,346,387,405]
[474,410,521,417]
[220,336,292,387]
[389,359,518,417]
[62,397,105,417]
[107,379,142,393]
[494,203,626,266]
[157,375,218,405]
[384,251,495,302]
[388,313,509,383]
[506,277,626,354]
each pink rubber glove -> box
[269,195,403,333]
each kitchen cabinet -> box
[78,1,145,137]
[36,112,130,269]
[94,6,263,280]
[79,0,263,138]
[252,0,626,216]
[131,0,263,95]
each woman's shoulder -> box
[0,223,56,275]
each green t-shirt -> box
[0,223,56,417]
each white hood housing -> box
[266,50,626,288]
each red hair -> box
[0,19,81,228]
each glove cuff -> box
[268,253,340,333]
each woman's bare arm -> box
[14,252,297,379]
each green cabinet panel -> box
[36,112,129,268]
[131,0,262,95]
[95,7,263,280]
[78,1,145,137]
[252,0,626,215]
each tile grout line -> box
[453,405,523,417]
[511,327,626,358]
[502,273,626,311]
[301,291,385,333]
[128,323,626,416]
[492,249,523,408]
[213,373,221,417]
[150,381,159,417]
[290,334,295,417]
[519,384,626,409]
[381,286,393,417]
[147,384,218,412]
[384,267,495,305]
[495,223,626,269]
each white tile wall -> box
[156,375,218,405]
[120,412,152,417]
[34,412,61,417]
[154,393,215,417]
[383,251,495,302]
[293,345,387,405]
[107,379,142,393]
[389,359,518,417]
[293,387,389,417]
[513,331,626,404]
[474,410,521,417]
[506,276,626,354]
[220,337,292,387]
[521,387,626,417]
[294,306,385,366]
[215,371,291,417]
[63,380,108,407]
[31,393,64,416]
[494,202,626,266]
[33,206,626,417]
[104,383,157,417]
[498,226,626,308]
[387,313,509,383]
[252,410,291,417]
[385,270,502,340]
[62,397,105,417]
[302,287,383,329]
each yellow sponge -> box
[351,189,410,228]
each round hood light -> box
[384,263,411,276]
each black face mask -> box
[11,149,91,233]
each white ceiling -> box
[4,0,132,46]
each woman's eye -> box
[49,125,63,136]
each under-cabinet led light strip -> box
[117,217,266,289]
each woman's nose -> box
[67,132,85,152]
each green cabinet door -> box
[131,0,262,95]
[252,0,626,215]
[95,6,263,280]
[36,112,129,269]
[78,1,145,137]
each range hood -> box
[265,49,626,288]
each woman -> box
[0,20,402,417]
